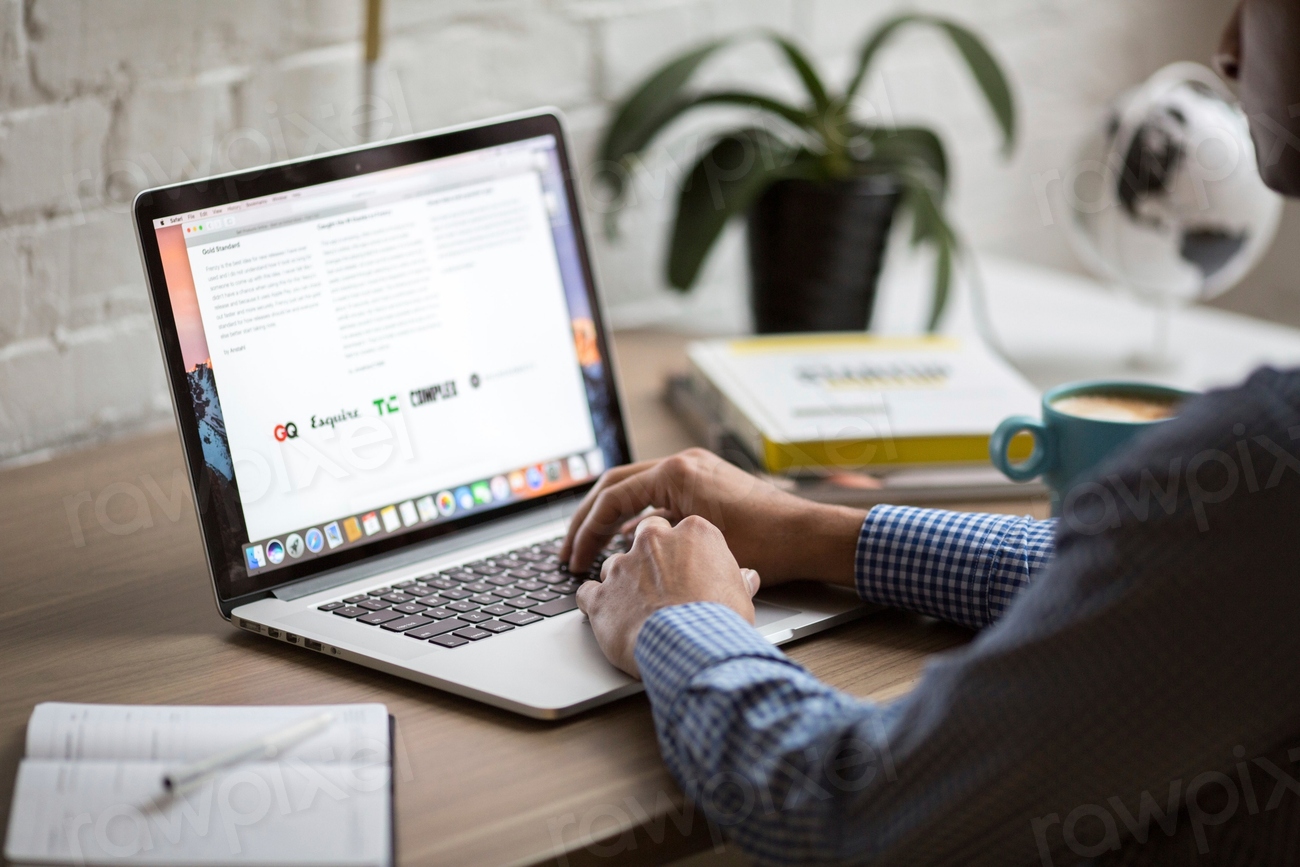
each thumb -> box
[740,568,761,597]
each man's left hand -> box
[576,515,761,677]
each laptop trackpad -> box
[754,600,800,628]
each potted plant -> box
[596,14,1016,333]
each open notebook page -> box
[5,704,391,867]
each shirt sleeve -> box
[855,505,1057,629]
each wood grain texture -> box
[0,330,1045,866]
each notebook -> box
[684,334,1041,474]
[4,703,393,867]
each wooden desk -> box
[0,330,1045,867]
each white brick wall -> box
[0,0,1279,464]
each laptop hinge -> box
[271,498,580,602]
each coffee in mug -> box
[990,380,1194,514]
[1050,393,1179,423]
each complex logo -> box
[410,380,457,407]
[272,422,299,441]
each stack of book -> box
[666,334,1047,506]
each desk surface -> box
[0,330,1045,867]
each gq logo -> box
[273,422,299,441]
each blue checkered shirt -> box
[634,368,1300,866]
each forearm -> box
[637,603,898,864]
[856,505,1057,629]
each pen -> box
[161,711,334,793]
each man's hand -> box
[576,515,760,677]
[561,448,865,587]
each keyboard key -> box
[367,587,390,596]
[344,595,369,603]
[420,607,456,620]
[405,585,435,597]
[505,569,535,580]
[505,598,538,609]
[501,611,543,626]
[453,627,492,641]
[393,580,417,589]
[527,590,560,602]
[405,618,470,639]
[441,570,476,582]
[480,620,515,633]
[553,582,579,595]
[529,561,560,573]
[358,599,390,611]
[381,614,434,632]
[425,577,457,590]
[485,576,515,587]
[492,587,523,599]
[392,602,428,615]
[318,601,344,611]
[469,594,497,605]
[515,580,545,592]
[458,611,492,624]
[381,593,413,604]
[472,564,504,576]
[332,606,366,618]
[536,573,567,585]
[463,581,493,593]
[446,600,479,613]
[534,595,579,617]
[482,603,513,616]
[430,634,469,648]
[358,609,403,625]
[439,588,472,601]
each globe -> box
[1061,62,1282,312]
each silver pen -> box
[161,711,334,793]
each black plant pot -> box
[746,176,901,334]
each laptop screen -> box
[143,124,625,601]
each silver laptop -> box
[134,109,871,719]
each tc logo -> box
[373,395,400,415]
[273,422,299,441]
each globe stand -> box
[1125,296,1178,373]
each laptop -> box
[133,109,872,719]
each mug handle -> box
[989,416,1055,482]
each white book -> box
[687,335,1041,474]
[4,703,392,867]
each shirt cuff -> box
[634,602,788,707]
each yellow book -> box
[686,334,1040,474]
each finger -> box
[576,578,601,615]
[560,459,658,561]
[633,514,672,542]
[740,568,761,597]
[599,552,623,582]
[568,464,676,572]
[618,507,673,537]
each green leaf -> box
[667,131,814,290]
[844,14,1015,154]
[597,39,732,198]
[844,14,918,101]
[926,238,953,332]
[867,127,949,197]
[765,32,831,115]
[934,20,1016,154]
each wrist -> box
[772,501,867,585]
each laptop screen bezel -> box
[134,110,631,611]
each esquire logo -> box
[410,379,458,407]
[310,408,360,430]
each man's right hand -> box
[560,448,866,587]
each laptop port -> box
[267,628,280,639]
[305,639,323,651]
[285,633,298,644]
[239,619,259,632]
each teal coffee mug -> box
[990,380,1194,514]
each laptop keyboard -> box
[314,534,628,648]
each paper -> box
[5,704,391,867]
